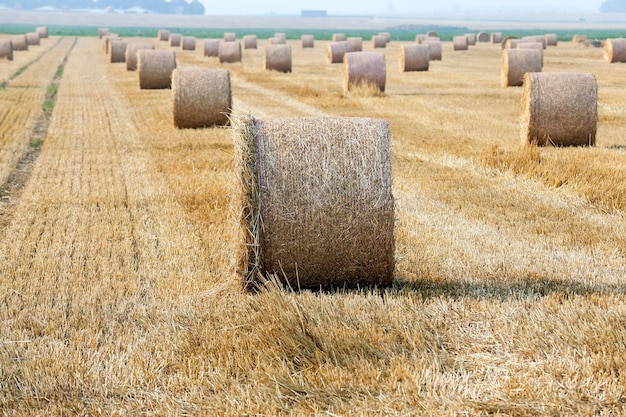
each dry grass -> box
[0,34,624,416]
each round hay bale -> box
[181,36,196,51]
[204,39,220,57]
[379,32,391,43]
[501,48,542,87]
[327,40,350,64]
[109,40,128,63]
[503,37,521,49]
[233,115,395,290]
[492,32,503,43]
[172,67,231,129]
[477,32,490,42]
[347,37,363,52]
[545,33,558,46]
[125,42,154,71]
[301,34,314,48]
[465,33,477,46]
[422,40,442,61]
[219,41,242,63]
[36,26,48,39]
[426,31,438,37]
[573,34,588,45]
[517,41,544,61]
[604,38,626,63]
[169,33,182,47]
[264,44,292,73]
[453,35,468,51]
[400,44,429,72]
[137,49,177,89]
[243,35,257,49]
[158,29,170,41]
[332,33,347,42]
[521,35,546,49]
[372,35,386,48]
[223,32,236,42]
[521,72,597,147]
[274,33,286,41]
[10,35,28,51]
[415,34,427,43]
[98,28,110,39]
[0,39,13,61]
[102,35,120,54]
[26,32,40,46]
[343,51,386,93]
[268,37,286,45]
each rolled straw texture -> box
[204,39,220,57]
[503,37,521,49]
[427,31,438,37]
[36,27,48,39]
[126,42,154,71]
[102,35,120,53]
[604,38,626,63]
[301,34,314,48]
[137,49,177,89]
[423,40,442,60]
[477,32,490,42]
[0,40,13,61]
[98,28,110,39]
[545,33,558,46]
[521,72,597,146]
[219,41,242,63]
[243,35,257,49]
[172,67,231,128]
[264,44,292,73]
[465,33,477,46]
[415,34,427,43]
[343,51,386,93]
[347,37,363,52]
[379,32,391,43]
[158,29,170,41]
[268,37,286,45]
[521,35,546,49]
[453,36,468,51]
[492,32,503,43]
[332,33,347,42]
[169,33,182,47]
[233,115,395,289]
[372,35,386,48]
[181,36,196,51]
[10,35,27,51]
[26,32,40,46]
[517,42,544,65]
[501,48,542,87]
[109,41,128,63]
[327,40,350,63]
[400,44,429,72]
[223,32,236,42]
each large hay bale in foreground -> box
[501,48,542,87]
[453,36,468,51]
[343,51,386,93]
[477,32,490,42]
[26,32,40,46]
[181,36,196,51]
[219,41,242,63]
[36,26,48,39]
[204,39,220,57]
[264,44,292,72]
[423,40,442,60]
[0,40,13,61]
[604,38,626,63]
[347,37,363,52]
[327,40,350,63]
[157,29,170,41]
[400,44,429,72]
[545,33,558,46]
[10,35,27,51]
[172,67,231,128]
[521,72,597,146]
[301,34,314,48]
[243,35,257,49]
[126,42,154,71]
[169,33,182,47]
[223,32,236,42]
[372,35,386,48]
[233,115,395,290]
[137,49,176,89]
[109,40,128,63]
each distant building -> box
[301,10,327,17]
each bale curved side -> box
[453,36,468,51]
[400,44,429,72]
[204,39,220,57]
[243,35,257,49]
[219,41,242,63]
[327,41,350,63]
[604,38,626,63]
[347,37,363,52]
[109,41,129,63]
[372,35,386,48]
[501,48,542,87]
[181,36,196,51]
[264,44,292,73]
[301,34,314,48]
[169,33,182,47]
[10,35,28,51]
[545,33,558,46]
[126,43,154,71]
[26,32,40,46]
[492,32,503,43]
[137,49,177,89]
[223,32,236,42]
[172,67,231,128]
[36,26,48,39]
[343,51,386,93]
[157,29,170,41]
[0,40,13,61]
[423,40,442,60]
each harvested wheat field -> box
[0,25,625,416]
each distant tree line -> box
[5,0,205,14]
[601,0,626,12]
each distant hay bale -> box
[274,33,286,41]
[347,37,363,52]
[372,35,386,48]
[503,37,520,49]
[572,34,588,46]
[604,38,626,63]
[415,34,427,43]
[181,36,196,51]
[545,33,558,46]
[332,33,347,42]
[233,115,395,290]
[264,44,292,73]
[137,49,177,89]
[223,32,236,42]
[379,32,391,43]
[10,35,28,51]
[243,35,257,49]
[343,51,386,93]
[400,44,429,72]
[521,35,546,49]
[26,32,40,46]
[169,33,182,47]
[465,33,477,45]
[422,40,442,60]
[301,34,314,48]
[109,40,128,63]
[426,31,438,37]
[125,42,154,71]
[268,37,286,45]
[327,40,350,63]
[521,72,597,146]
[517,41,544,64]
[453,36,468,51]
[501,48,542,87]
[157,29,170,41]
[0,40,13,61]
[204,39,220,57]
[36,26,48,39]
[102,35,120,53]
[98,28,110,39]
[172,67,231,128]
[219,41,242,63]
[477,32,490,42]
[492,32,503,43]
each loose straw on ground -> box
[138,49,176,89]
[501,48,542,87]
[343,51,386,93]
[172,67,231,128]
[400,44,429,72]
[264,44,292,72]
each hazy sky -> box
[197,0,602,15]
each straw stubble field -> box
[0,32,625,415]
